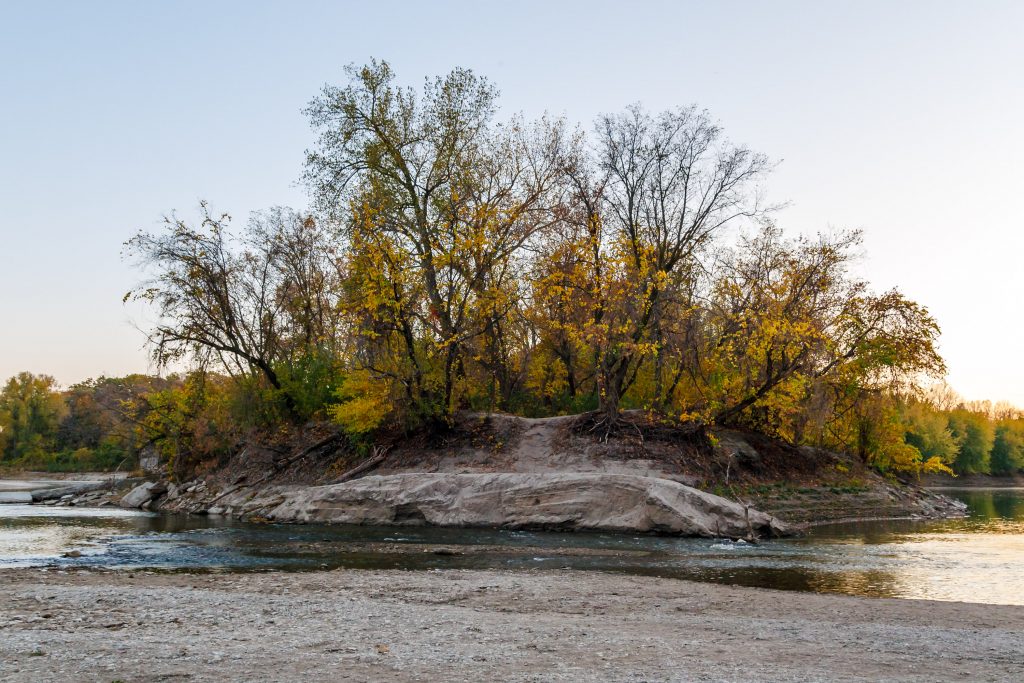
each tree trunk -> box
[599,355,631,423]
[254,358,298,417]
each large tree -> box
[551,105,770,427]
[126,204,343,417]
[304,60,574,419]
[698,226,945,445]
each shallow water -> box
[2,485,1022,605]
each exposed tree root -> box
[573,410,643,444]
[572,410,711,451]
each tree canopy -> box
[114,60,960,476]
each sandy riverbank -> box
[2,568,1021,682]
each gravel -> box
[1,567,1021,682]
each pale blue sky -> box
[1,1,1022,404]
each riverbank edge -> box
[10,469,969,536]
[921,473,1024,489]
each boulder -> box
[120,482,161,509]
[262,473,790,538]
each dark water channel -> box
[2,487,1022,605]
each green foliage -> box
[137,372,239,478]
[903,402,959,465]
[990,422,1024,475]
[0,373,154,472]
[16,444,130,473]
[274,349,345,421]
[0,373,66,462]
[891,400,1024,477]
[948,409,995,474]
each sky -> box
[1,0,1022,404]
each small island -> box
[3,9,1023,681]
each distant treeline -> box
[0,373,165,472]
[0,372,249,474]
[901,391,1024,476]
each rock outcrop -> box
[0,491,33,504]
[248,473,789,538]
[30,481,107,502]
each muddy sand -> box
[2,568,1021,682]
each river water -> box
[1,486,1021,605]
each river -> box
[1,485,1021,605]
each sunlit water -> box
[2,485,1022,605]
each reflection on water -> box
[797,490,1024,605]
[2,486,1022,605]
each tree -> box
[133,372,237,478]
[582,105,771,425]
[696,226,944,442]
[903,401,959,465]
[526,219,603,411]
[56,374,170,463]
[992,401,1021,420]
[126,205,343,418]
[0,373,66,461]
[305,60,574,421]
[110,59,965,480]
[948,409,995,474]
[923,383,962,411]
[990,421,1024,475]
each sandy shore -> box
[1,568,1021,682]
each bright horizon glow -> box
[1,1,1022,405]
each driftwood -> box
[274,433,342,470]
[726,478,761,544]
[742,503,759,543]
[330,445,391,484]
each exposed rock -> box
[120,482,161,509]
[29,481,106,502]
[0,492,33,504]
[138,444,162,473]
[258,473,790,538]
